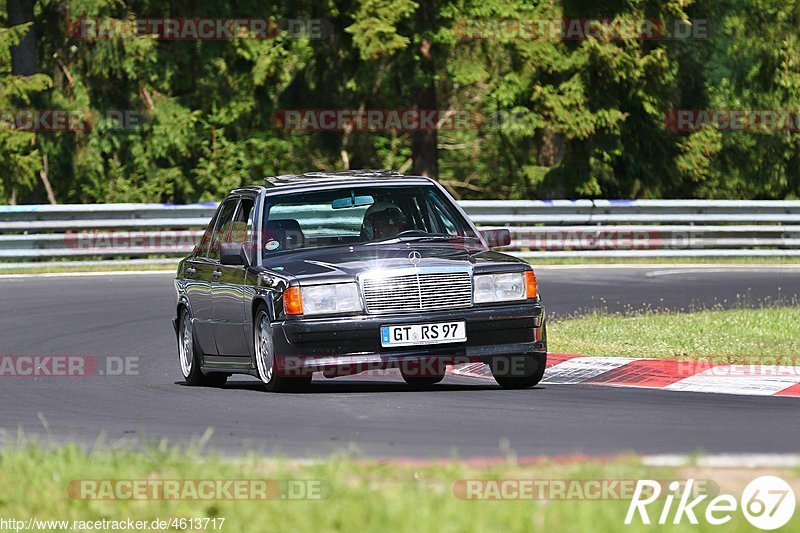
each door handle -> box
[212,270,222,280]
[186,267,197,276]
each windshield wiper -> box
[396,233,482,243]
[415,235,482,243]
[367,232,483,245]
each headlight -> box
[473,272,536,303]
[285,283,363,315]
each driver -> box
[360,202,409,241]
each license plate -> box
[380,321,466,347]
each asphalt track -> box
[1,265,799,458]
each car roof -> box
[263,169,433,191]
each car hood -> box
[260,243,526,282]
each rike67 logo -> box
[626,476,796,530]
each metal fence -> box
[1,199,800,268]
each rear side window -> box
[235,197,256,240]
[221,197,255,246]
[196,209,220,258]
[206,198,238,261]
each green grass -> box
[528,256,800,266]
[0,442,797,532]
[550,306,800,362]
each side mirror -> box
[220,242,250,266]
[481,228,512,248]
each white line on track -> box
[644,267,800,277]
[643,454,800,468]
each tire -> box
[177,308,227,387]
[254,306,311,392]
[400,362,446,385]
[490,352,547,389]
[401,374,445,386]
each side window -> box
[208,198,239,262]
[196,208,221,258]
[429,201,458,235]
[234,197,255,240]
[242,198,255,230]
[227,197,255,258]
[426,190,470,236]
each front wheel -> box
[401,372,445,386]
[254,308,311,392]
[400,360,446,385]
[177,308,227,387]
[490,352,547,389]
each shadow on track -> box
[174,378,533,394]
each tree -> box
[0,22,51,204]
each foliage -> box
[1,0,800,203]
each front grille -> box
[362,271,473,314]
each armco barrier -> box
[1,199,799,268]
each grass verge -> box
[528,256,800,266]
[550,306,800,362]
[1,443,798,532]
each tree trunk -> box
[537,129,565,168]
[411,39,438,179]
[9,0,42,204]
[39,151,57,204]
[8,0,37,76]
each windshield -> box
[260,184,479,257]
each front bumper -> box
[271,302,546,375]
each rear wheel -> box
[254,307,311,392]
[491,352,546,389]
[177,308,227,387]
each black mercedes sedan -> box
[173,170,546,391]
